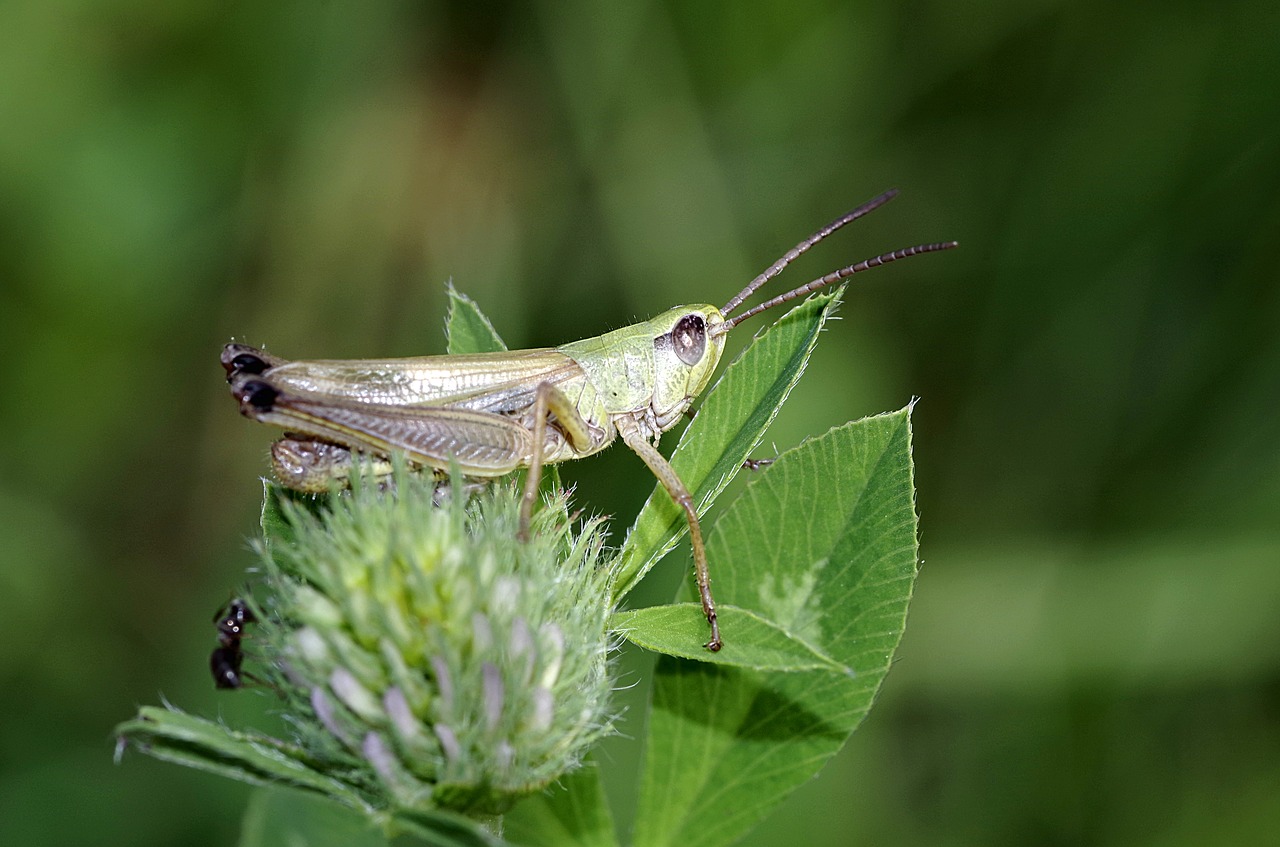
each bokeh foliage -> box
[2,0,1278,845]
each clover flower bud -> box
[252,472,617,816]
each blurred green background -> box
[3,1,1278,844]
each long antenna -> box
[717,240,959,332]
[721,188,900,317]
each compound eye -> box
[672,314,707,366]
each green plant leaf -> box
[260,479,333,548]
[446,282,508,354]
[121,710,515,846]
[238,787,512,847]
[115,706,371,811]
[615,290,842,600]
[612,605,848,673]
[240,788,387,847]
[632,409,919,847]
[390,809,513,846]
[503,759,619,847]
[260,480,296,545]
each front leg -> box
[517,381,596,541]
[614,416,722,652]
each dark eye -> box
[231,353,270,375]
[241,380,280,411]
[672,314,707,366]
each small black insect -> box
[210,598,257,689]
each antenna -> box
[718,240,958,332]
[716,191,957,335]
[720,189,901,317]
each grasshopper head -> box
[649,304,727,428]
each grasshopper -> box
[222,189,956,651]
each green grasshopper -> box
[222,189,956,651]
